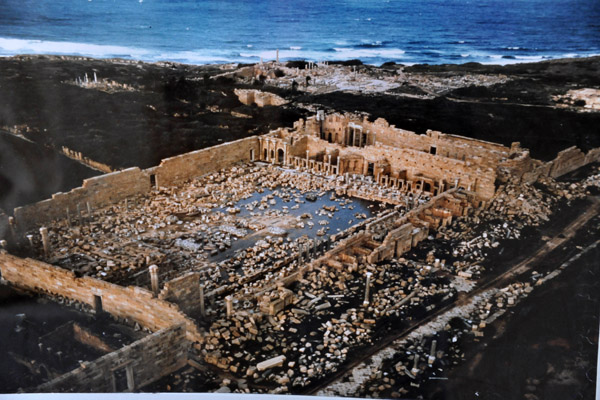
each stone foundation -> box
[35,324,188,392]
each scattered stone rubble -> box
[229,61,511,98]
[9,99,600,396]
[553,88,600,111]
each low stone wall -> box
[61,146,114,173]
[0,251,203,343]
[158,272,201,316]
[548,146,600,179]
[548,146,587,178]
[234,89,288,107]
[13,167,151,235]
[35,324,188,392]
[154,136,260,187]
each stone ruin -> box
[0,111,599,393]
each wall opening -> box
[270,149,275,160]
[362,133,367,147]
[367,162,374,176]
[423,182,432,193]
[250,149,255,161]
[430,146,437,155]
[327,132,332,143]
[263,148,268,160]
[112,364,135,392]
[150,174,156,188]
[277,149,284,164]
[93,295,103,314]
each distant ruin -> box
[0,112,598,392]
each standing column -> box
[39,227,50,257]
[265,139,270,162]
[411,354,420,375]
[8,217,16,243]
[225,296,233,317]
[149,265,159,295]
[276,49,280,63]
[363,271,372,306]
[199,285,206,317]
[306,150,309,169]
[328,154,332,174]
[26,234,34,250]
[428,340,437,365]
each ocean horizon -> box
[0,0,599,66]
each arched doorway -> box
[270,149,275,160]
[277,148,284,164]
[263,148,268,160]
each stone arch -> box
[277,148,284,164]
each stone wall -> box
[61,146,114,173]
[158,272,201,316]
[548,146,587,178]
[234,89,288,107]
[13,167,151,235]
[154,136,260,187]
[304,113,512,170]
[548,146,600,179]
[35,324,188,392]
[0,251,203,343]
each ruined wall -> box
[234,89,288,107]
[36,324,187,392]
[302,126,496,199]
[547,146,600,179]
[373,145,496,199]
[61,146,114,173]
[154,136,260,187]
[0,251,203,343]
[585,147,600,165]
[304,114,512,170]
[548,146,586,178]
[158,272,201,316]
[13,167,150,235]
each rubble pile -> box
[200,258,455,394]
[235,62,511,98]
[27,161,411,291]
[347,280,534,398]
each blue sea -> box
[0,0,599,66]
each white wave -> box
[0,37,151,59]
[156,50,232,64]
[332,47,405,58]
[290,46,302,50]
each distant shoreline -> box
[2,52,600,70]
